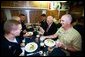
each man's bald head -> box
[61,14,72,24]
[47,16,54,25]
[60,14,73,28]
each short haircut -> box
[41,14,46,17]
[62,14,73,24]
[4,20,20,34]
[19,14,25,16]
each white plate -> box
[44,39,55,47]
[25,42,38,52]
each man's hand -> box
[40,36,46,41]
[55,40,66,49]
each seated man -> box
[40,14,47,31]
[1,20,22,56]
[18,14,27,43]
[40,16,59,40]
[42,14,82,56]
[44,16,59,36]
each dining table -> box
[20,26,66,56]
[20,35,66,56]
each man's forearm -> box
[45,34,58,39]
[62,45,79,52]
[66,46,79,52]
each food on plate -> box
[44,39,55,47]
[25,42,38,52]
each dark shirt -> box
[40,21,60,40]
[44,22,58,36]
[40,20,58,36]
[0,36,22,56]
[0,21,5,36]
[40,20,48,31]
[21,21,27,31]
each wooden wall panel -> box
[69,5,83,19]
[29,10,42,23]
[11,10,20,16]
[46,10,59,19]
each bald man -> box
[41,16,58,37]
[42,14,82,56]
[46,16,54,26]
